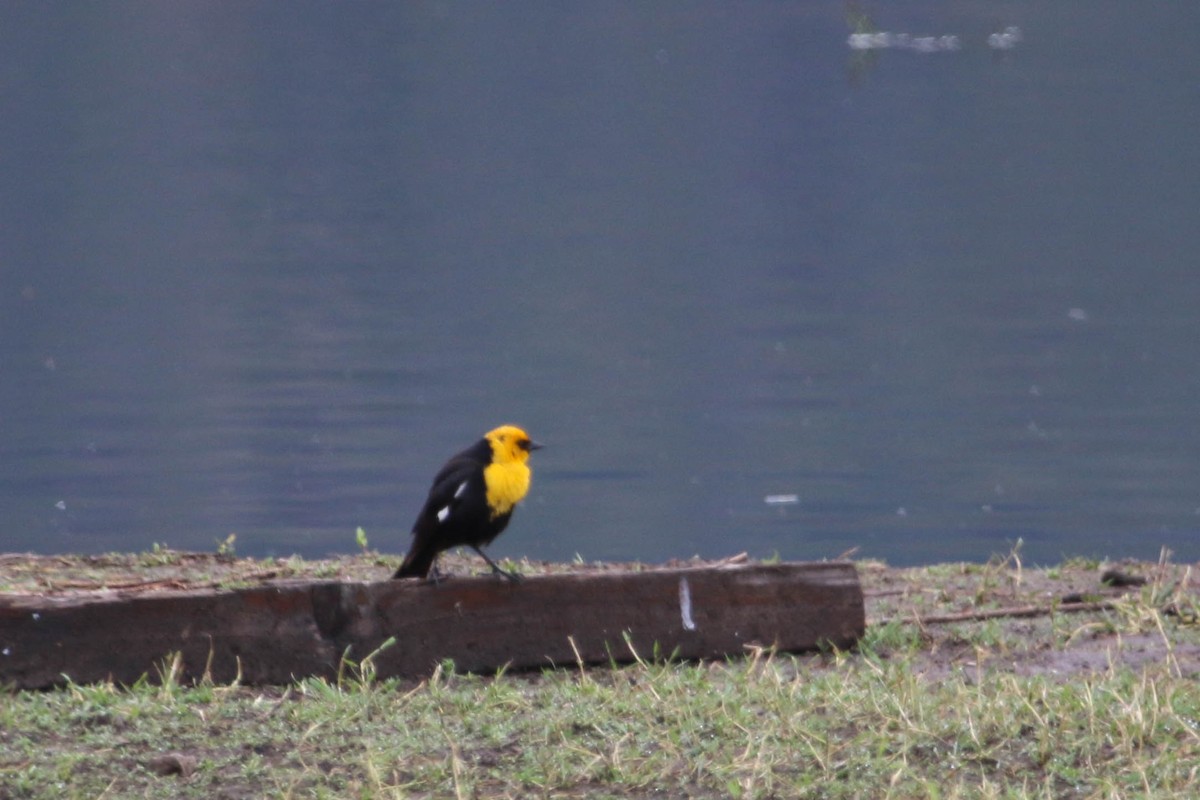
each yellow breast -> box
[483,460,531,518]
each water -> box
[3,3,1199,567]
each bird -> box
[393,424,543,582]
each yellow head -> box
[484,425,543,465]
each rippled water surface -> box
[2,3,1199,566]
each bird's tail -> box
[393,546,434,580]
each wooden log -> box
[0,562,863,689]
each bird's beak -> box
[527,440,545,451]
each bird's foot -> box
[471,546,523,584]
[491,563,523,583]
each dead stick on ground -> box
[878,600,1115,627]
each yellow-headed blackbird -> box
[393,425,543,581]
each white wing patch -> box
[437,480,470,525]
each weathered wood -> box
[0,562,863,689]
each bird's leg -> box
[427,557,449,585]
[471,546,523,583]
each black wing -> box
[428,438,491,486]
[394,442,491,578]
[417,457,485,530]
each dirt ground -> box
[857,555,1200,680]
[2,550,1197,681]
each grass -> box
[2,632,1197,798]
[2,551,1198,798]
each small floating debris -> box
[764,494,800,506]
[847,26,1022,53]
[847,32,961,53]
[988,26,1023,51]
[1067,307,1089,322]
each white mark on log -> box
[679,577,696,631]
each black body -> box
[393,438,514,579]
